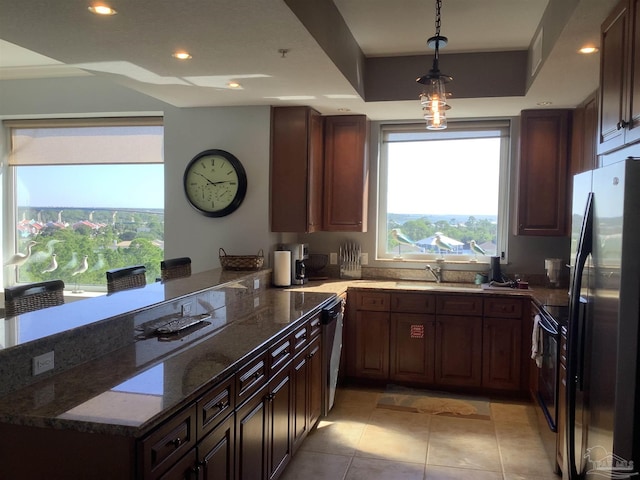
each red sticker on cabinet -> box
[410,325,424,339]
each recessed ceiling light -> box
[537,101,553,106]
[337,108,351,112]
[88,4,117,15]
[172,52,192,60]
[227,81,242,89]
[578,46,599,54]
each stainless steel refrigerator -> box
[566,157,640,479]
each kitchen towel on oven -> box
[531,314,543,368]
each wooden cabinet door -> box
[266,367,293,480]
[482,317,522,391]
[629,0,640,146]
[235,387,268,480]
[390,313,435,384]
[291,351,309,455]
[271,106,323,232]
[352,310,390,379]
[434,316,482,387]
[598,0,640,153]
[199,414,235,480]
[322,115,369,232]
[307,336,323,430]
[518,109,571,236]
[157,450,198,480]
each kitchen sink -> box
[394,281,482,292]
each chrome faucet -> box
[425,264,442,283]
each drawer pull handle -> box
[168,437,182,449]
[215,401,228,411]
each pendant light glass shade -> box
[417,0,452,130]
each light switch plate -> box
[329,253,338,265]
[254,279,260,290]
[361,252,369,265]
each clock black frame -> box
[183,149,248,217]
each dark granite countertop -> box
[0,284,335,437]
[287,278,569,307]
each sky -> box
[387,138,500,216]
[17,164,164,209]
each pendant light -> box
[416,0,452,130]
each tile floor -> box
[280,386,561,480]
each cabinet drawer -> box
[198,374,235,438]
[293,321,309,357]
[391,292,435,313]
[309,313,322,339]
[355,291,390,311]
[236,351,268,406]
[138,405,197,479]
[269,333,293,375]
[436,295,483,316]
[484,297,523,318]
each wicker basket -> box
[219,248,264,271]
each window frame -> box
[2,117,164,291]
[376,119,512,265]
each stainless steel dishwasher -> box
[321,294,345,416]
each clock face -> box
[183,149,247,217]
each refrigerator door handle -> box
[566,192,594,480]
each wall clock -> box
[183,149,248,217]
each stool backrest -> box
[4,280,65,317]
[106,265,146,293]
[160,257,192,281]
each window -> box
[377,120,511,264]
[4,117,164,289]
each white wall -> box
[163,106,278,272]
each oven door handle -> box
[537,315,558,337]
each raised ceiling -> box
[0,0,617,120]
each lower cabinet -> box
[235,367,294,480]
[390,313,435,384]
[236,384,269,480]
[352,310,390,379]
[198,414,235,480]
[434,315,483,387]
[292,335,322,454]
[482,317,522,390]
[347,290,527,394]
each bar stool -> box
[106,265,146,293]
[160,257,192,281]
[4,280,65,317]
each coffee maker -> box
[282,243,308,285]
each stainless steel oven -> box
[532,302,569,473]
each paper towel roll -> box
[273,251,291,286]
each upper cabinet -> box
[270,108,369,233]
[571,91,599,176]
[517,109,572,236]
[597,0,640,154]
[271,106,324,233]
[323,115,369,232]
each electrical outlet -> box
[254,297,260,308]
[361,252,369,265]
[181,303,192,317]
[329,252,338,265]
[33,351,55,376]
[254,279,260,290]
